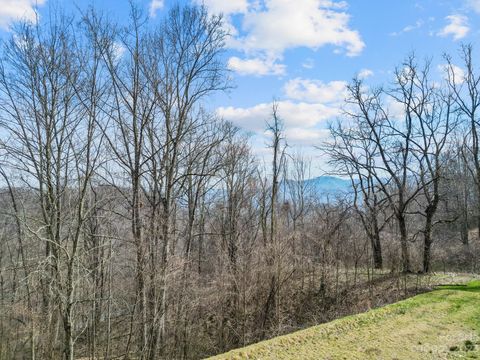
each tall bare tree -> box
[0,11,104,359]
[446,44,480,241]
[397,59,455,273]
[327,121,389,269]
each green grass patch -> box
[438,280,480,293]
[208,277,480,360]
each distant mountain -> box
[304,176,351,194]
[283,175,353,201]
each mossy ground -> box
[208,277,480,360]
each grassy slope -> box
[209,279,480,360]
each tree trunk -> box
[422,235,432,273]
[371,233,383,269]
[423,217,433,273]
[63,297,74,360]
[398,215,411,273]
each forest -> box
[0,3,479,360]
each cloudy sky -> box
[1,0,479,173]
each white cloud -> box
[390,19,424,36]
[283,78,347,103]
[236,0,364,57]
[467,0,480,13]
[149,0,164,18]
[219,0,364,76]
[438,63,465,85]
[228,56,286,76]
[193,0,248,15]
[438,15,469,40]
[284,127,330,145]
[217,100,340,133]
[385,98,406,120]
[302,58,315,69]
[218,101,337,151]
[112,42,126,62]
[0,0,46,29]
[219,76,348,147]
[358,68,374,79]
[192,0,248,45]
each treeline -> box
[0,3,479,360]
[326,48,480,274]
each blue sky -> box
[1,0,479,174]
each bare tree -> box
[446,44,480,241]
[341,76,421,272]
[284,152,313,274]
[0,12,104,359]
[327,121,390,269]
[262,101,287,332]
[397,59,455,273]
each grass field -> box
[209,277,480,360]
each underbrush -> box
[210,276,480,359]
